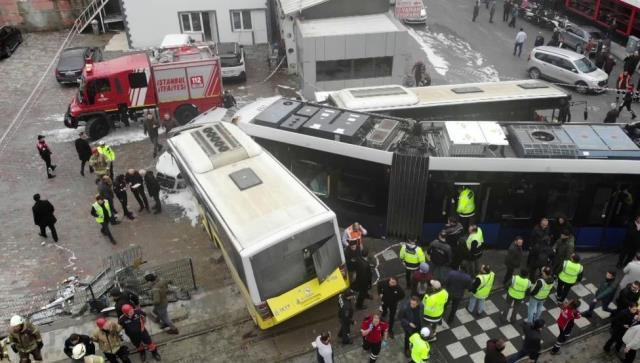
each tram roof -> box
[168,121,332,251]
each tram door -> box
[580,184,635,250]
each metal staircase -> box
[73,0,110,35]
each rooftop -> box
[279,0,330,15]
[297,13,403,38]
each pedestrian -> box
[92,318,131,363]
[140,169,162,214]
[64,334,95,362]
[473,1,480,22]
[444,269,472,324]
[503,0,511,22]
[75,131,93,177]
[507,319,544,363]
[551,214,573,242]
[534,32,544,47]
[583,270,616,317]
[485,338,507,363]
[604,102,621,123]
[400,238,426,290]
[7,315,43,362]
[223,89,237,109]
[32,193,58,244]
[503,236,524,285]
[162,113,178,135]
[622,318,640,363]
[619,216,640,268]
[36,135,56,179]
[617,70,632,103]
[89,149,110,182]
[427,231,452,281]
[556,253,583,303]
[550,299,581,355]
[442,216,464,269]
[508,6,517,27]
[143,112,163,158]
[604,302,638,354]
[377,276,404,338]
[552,229,575,274]
[344,240,362,283]
[468,264,495,316]
[549,27,561,46]
[604,54,617,79]
[360,313,388,363]
[110,287,140,317]
[529,218,550,249]
[409,327,431,363]
[412,262,432,299]
[96,141,116,180]
[619,83,638,120]
[513,28,527,57]
[399,296,423,357]
[527,266,554,323]
[616,282,640,316]
[337,290,356,345]
[118,304,161,361]
[354,250,373,310]
[421,280,448,342]
[342,222,367,248]
[558,98,571,123]
[621,255,640,291]
[527,239,553,283]
[489,0,496,23]
[91,195,117,244]
[463,224,484,276]
[411,61,429,87]
[313,332,333,363]
[502,269,531,323]
[624,51,640,73]
[97,176,118,220]
[144,272,179,335]
[125,168,150,212]
[113,174,134,220]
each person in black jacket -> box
[74,131,93,177]
[354,250,373,310]
[619,215,640,268]
[377,277,404,338]
[64,333,95,361]
[140,169,161,214]
[503,236,524,285]
[616,282,640,316]
[444,269,472,324]
[36,135,56,179]
[604,302,638,353]
[442,216,464,269]
[32,193,58,243]
[399,296,422,357]
[113,174,134,220]
[337,290,356,345]
[508,319,544,362]
[110,287,140,317]
[125,169,149,212]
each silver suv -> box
[559,24,605,55]
[527,46,608,93]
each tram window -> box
[544,186,580,220]
[533,108,556,123]
[486,181,535,220]
[611,186,638,226]
[587,186,613,224]
[292,160,329,197]
[337,174,376,208]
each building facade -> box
[120,0,270,49]
[0,0,90,30]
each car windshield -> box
[221,55,242,67]
[574,57,597,73]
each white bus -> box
[167,121,348,329]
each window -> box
[554,59,574,71]
[337,174,376,207]
[486,179,535,220]
[128,72,147,88]
[231,10,252,31]
[316,57,394,82]
[114,78,122,94]
[544,183,581,220]
[180,12,203,32]
[292,160,329,197]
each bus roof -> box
[168,122,332,252]
[322,80,569,112]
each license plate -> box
[65,71,76,76]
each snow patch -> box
[43,114,65,122]
[161,189,199,227]
[408,28,449,76]
[42,124,165,146]
[42,126,86,143]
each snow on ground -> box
[41,121,165,146]
[408,28,450,76]
[161,189,199,227]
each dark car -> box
[0,25,23,58]
[55,47,103,84]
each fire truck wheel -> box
[86,116,110,140]
[175,105,198,125]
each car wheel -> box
[575,81,589,94]
[528,67,541,79]
[175,104,199,125]
[86,116,110,140]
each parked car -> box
[403,4,428,25]
[218,42,246,81]
[0,25,23,58]
[559,23,605,56]
[55,47,103,84]
[527,46,608,94]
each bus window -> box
[544,184,580,220]
[533,108,556,123]
[292,160,329,197]
[338,174,376,208]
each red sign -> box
[190,75,204,89]
[395,0,423,19]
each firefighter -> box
[409,327,431,363]
[342,222,367,248]
[399,238,426,290]
[556,254,584,303]
[91,318,131,363]
[502,269,531,323]
[118,304,161,361]
[421,280,448,342]
[97,141,116,180]
[71,343,105,363]
[89,149,110,182]
[110,287,140,317]
[7,315,43,363]
[463,224,484,276]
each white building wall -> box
[122,0,269,49]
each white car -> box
[219,42,246,81]
[403,5,427,24]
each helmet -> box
[9,315,24,327]
[144,272,157,282]
[420,327,431,339]
[430,280,442,290]
[96,317,107,329]
[97,141,105,146]
[71,343,86,359]
[122,304,134,315]
[419,262,429,273]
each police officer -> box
[421,280,448,342]
[556,254,583,303]
[400,238,426,290]
[337,290,356,345]
[464,224,484,276]
[409,327,431,363]
[468,265,495,316]
[456,186,475,225]
[96,141,116,180]
[90,195,117,244]
[502,269,531,323]
[528,266,554,323]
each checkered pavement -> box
[433,282,613,363]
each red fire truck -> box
[64,46,223,139]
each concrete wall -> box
[121,0,269,49]
[0,0,90,31]
[301,0,389,20]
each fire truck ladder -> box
[73,0,111,35]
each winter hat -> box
[430,280,442,289]
[37,135,45,140]
[419,262,429,273]
[33,194,40,201]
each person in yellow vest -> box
[409,327,431,363]
[468,264,495,316]
[527,266,554,322]
[556,254,583,303]
[501,269,531,323]
[91,195,117,244]
[97,141,116,180]
[400,238,427,290]
[422,280,448,342]
[456,186,476,219]
[463,224,484,276]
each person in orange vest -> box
[342,222,367,248]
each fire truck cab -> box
[64,46,223,139]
